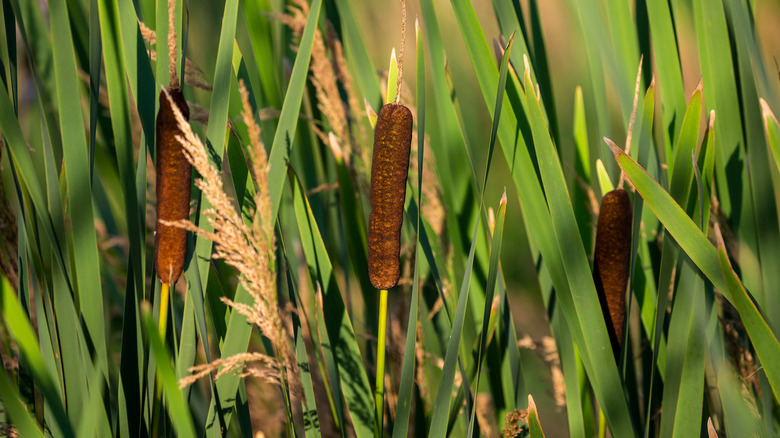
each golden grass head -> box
[368,103,413,290]
[593,188,632,357]
[155,86,191,285]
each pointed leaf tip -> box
[707,418,718,438]
[707,110,715,132]
[528,393,537,412]
[694,78,703,95]
[523,53,531,80]
[500,187,507,207]
[604,137,623,160]
[761,98,778,125]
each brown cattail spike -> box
[155,86,191,285]
[368,103,413,289]
[593,188,632,359]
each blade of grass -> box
[523,60,635,436]
[193,0,241,287]
[267,0,322,221]
[693,0,762,305]
[1,275,74,437]
[467,190,507,436]
[290,168,374,438]
[50,0,106,367]
[279,234,320,437]
[528,394,546,438]
[143,306,197,438]
[645,0,685,147]
[0,349,44,437]
[640,85,702,430]
[430,34,513,433]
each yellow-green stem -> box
[375,288,389,438]
[598,408,606,438]
[159,283,170,339]
[152,282,171,437]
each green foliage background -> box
[0,0,779,436]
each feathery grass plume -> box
[154,86,190,285]
[593,189,632,357]
[164,82,296,393]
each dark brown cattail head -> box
[368,103,413,290]
[155,86,191,285]
[593,188,632,359]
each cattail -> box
[368,103,413,290]
[155,86,191,285]
[593,188,632,358]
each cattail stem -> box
[159,282,170,339]
[151,281,171,438]
[374,288,389,438]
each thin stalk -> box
[599,408,607,438]
[375,288,389,437]
[152,282,171,437]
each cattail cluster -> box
[155,87,191,285]
[368,103,413,290]
[593,188,632,358]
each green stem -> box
[375,288,389,438]
[152,282,171,437]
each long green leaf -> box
[290,168,374,438]
[1,276,73,437]
[49,0,105,365]
[523,63,634,436]
[267,0,322,220]
[467,190,507,436]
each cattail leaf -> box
[693,0,764,311]
[50,0,106,369]
[725,1,780,334]
[660,257,707,438]
[266,0,322,221]
[1,276,74,437]
[192,0,241,290]
[290,168,374,438]
[718,247,780,405]
[528,394,546,438]
[279,238,321,437]
[386,48,398,105]
[330,0,382,108]
[641,85,702,420]
[0,345,44,437]
[595,159,614,197]
[522,64,634,436]
[143,307,197,438]
[427,203,481,437]
[391,253,420,438]
[645,0,685,148]
[467,190,507,436]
